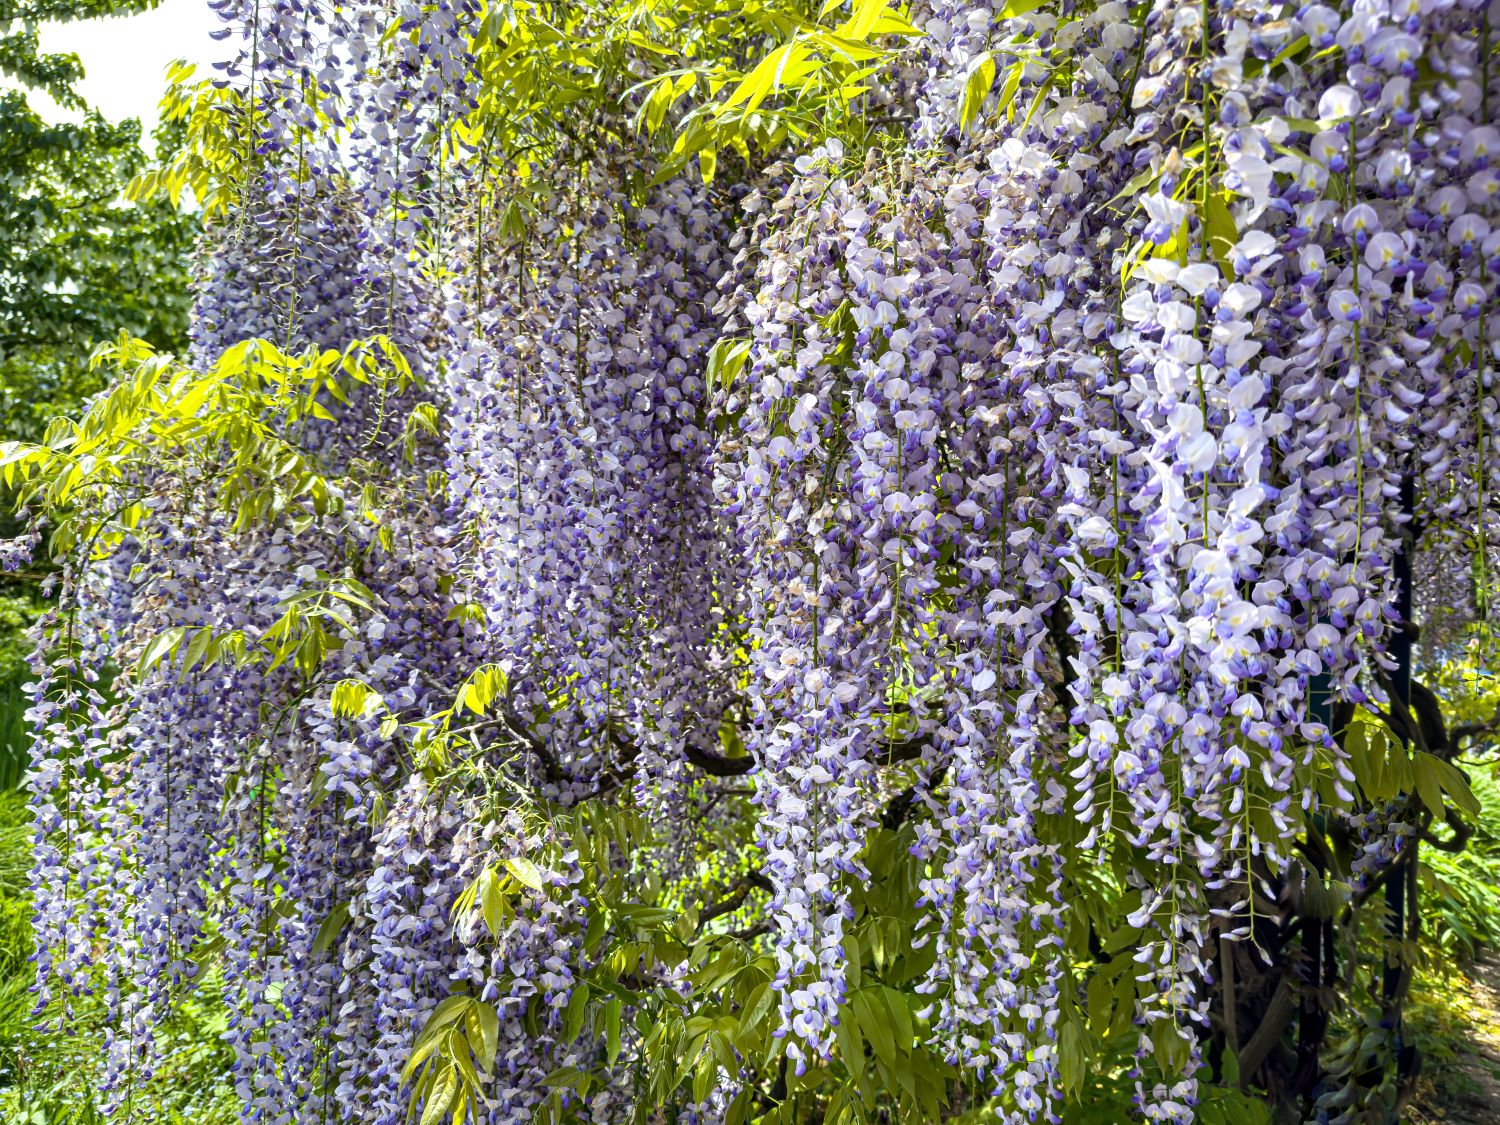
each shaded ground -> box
[1409,957,1500,1125]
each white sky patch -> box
[31,0,222,146]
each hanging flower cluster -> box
[19,1,459,1120]
[7,1,1499,1124]
[444,162,737,799]
[718,0,1499,1119]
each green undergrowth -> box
[1422,768,1500,960]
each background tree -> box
[0,1,195,442]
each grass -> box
[1408,957,1500,1123]
[1422,769,1500,961]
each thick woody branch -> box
[419,668,943,794]
[1451,702,1500,754]
[679,729,930,777]
[1422,806,1475,853]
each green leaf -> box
[331,678,377,718]
[638,75,677,135]
[312,901,351,957]
[835,1005,865,1084]
[1200,192,1237,276]
[605,998,623,1066]
[705,338,751,397]
[138,625,186,677]
[1110,973,1137,1038]
[725,1089,752,1125]
[1413,751,1446,819]
[995,61,1023,119]
[474,1000,500,1070]
[504,856,548,892]
[179,625,215,678]
[420,1062,458,1125]
[1151,1021,1190,1076]
[543,1065,586,1089]
[449,1032,483,1096]
[1431,756,1481,817]
[834,0,921,39]
[583,904,608,952]
[693,1047,718,1103]
[721,42,809,116]
[1059,1018,1086,1094]
[740,981,776,1034]
[400,1031,445,1087]
[1107,162,1165,212]
[564,982,591,1042]
[843,933,862,991]
[959,52,996,132]
[482,870,514,937]
[1222,1043,1242,1086]
[1085,967,1113,1033]
[1279,116,1321,134]
[880,988,912,1054]
[1268,34,1309,72]
[852,990,894,1068]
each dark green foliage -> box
[0,598,35,792]
[0,3,197,427]
[1417,663,1500,961]
[0,85,196,442]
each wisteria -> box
[2,1,1498,1123]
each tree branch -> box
[1451,701,1500,754]
[1422,806,1475,853]
[682,740,755,776]
[421,670,932,790]
[681,728,931,777]
[697,872,773,930]
[1045,600,1080,716]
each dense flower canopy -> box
[2,1,1498,1124]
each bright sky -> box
[35,0,223,143]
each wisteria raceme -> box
[444,163,738,806]
[1,530,38,572]
[20,11,467,1105]
[8,0,1500,1123]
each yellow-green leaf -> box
[504,856,547,891]
[1200,191,1237,276]
[959,52,996,132]
[420,1064,458,1125]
